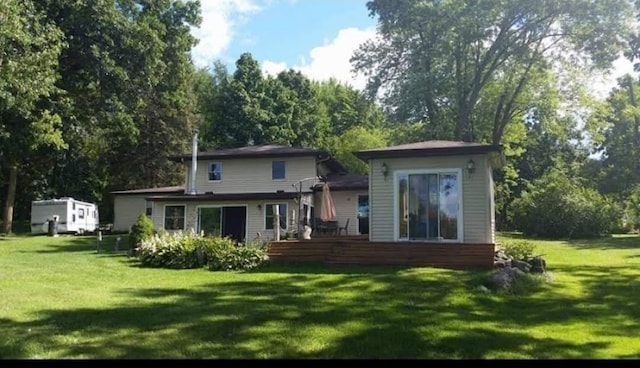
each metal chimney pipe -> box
[189,128,199,195]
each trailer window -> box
[79,208,85,219]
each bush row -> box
[136,230,269,271]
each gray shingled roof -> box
[355,140,501,160]
[111,186,185,195]
[315,173,368,191]
[171,144,323,161]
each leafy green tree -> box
[0,0,66,233]
[512,167,621,238]
[313,78,386,137]
[207,53,271,147]
[32,0,202,222]
[327,126,389,174]
[588,75,640,195]
[352,0,635,144]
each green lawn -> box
[1,233,639,359]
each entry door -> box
[357,194,369,235]
[221,206,247,243]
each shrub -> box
[511,170,621,239]
[501,239,536,261]
[136,231,269,271]
[207,240,269,271]
[137,231,203,269]
[129,214,156,250]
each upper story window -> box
[208,162,222,181]
[272,160,286,180]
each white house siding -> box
[314,190,367,235]
[369,154,493,243]
[187,156,318,195]
[487,163,496,244]
[113,194,148,232]
[151,199,302,242]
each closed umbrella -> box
[320,182,337,222]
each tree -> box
[588,75,640,195]
[0,0,66,233]
[206,53,271,148]
[352,0,635,144]
[33,0,202,221]
[327,126,389,174]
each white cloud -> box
[262,27,376,90]
[590,56,638,99]
[190,0,261,69]
[262,60,288,76]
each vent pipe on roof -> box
[189,128,198,195]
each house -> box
[354,140,504,244]
[112,139,504,267]
[110,144,368,241]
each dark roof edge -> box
[170,149,325,162]
[354,145,502,161]
[111,186,185,195]
[145,192,305,201]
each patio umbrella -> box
[320,182,337,222]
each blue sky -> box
[189,0,635,95]
[190,0,377,89]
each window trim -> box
[208,162,222,182]
[393,168,463,242]
[163,204,186,231]
[264,203,288,230]
[271,160,286,180]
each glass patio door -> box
[397,172,459,241]
[197,207,221,237]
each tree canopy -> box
[352,0,635,144]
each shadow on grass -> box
[28,234,132,254]
[565,235,640,250]
[500,232,640,250]
[2,260,638,358]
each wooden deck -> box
[266,236,497,269]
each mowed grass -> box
[1,233,639,359]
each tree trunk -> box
[2,164,18,234]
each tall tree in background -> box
[0,0,66,233]
[352,0,634,144]
[35,0,201,220]
[208,53,270,147]
[107,0,201,191]
[588,75,640,195]
[200,53,388,153]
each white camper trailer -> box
[30,198,99,235]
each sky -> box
[189,0,636,96]
[190,0,376,90]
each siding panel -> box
[188,156,317,195]
[113,195,148,232]
[369,154,493,243]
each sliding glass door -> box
[397,170,461,241]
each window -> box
[272,160,286,180]
[397,170,461,241]
[164,205,186,230]
[145,201,152,216]
[265,203,287,230]
[197,207,222,237]
[78,208,85,219]
[208,162,222,181]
